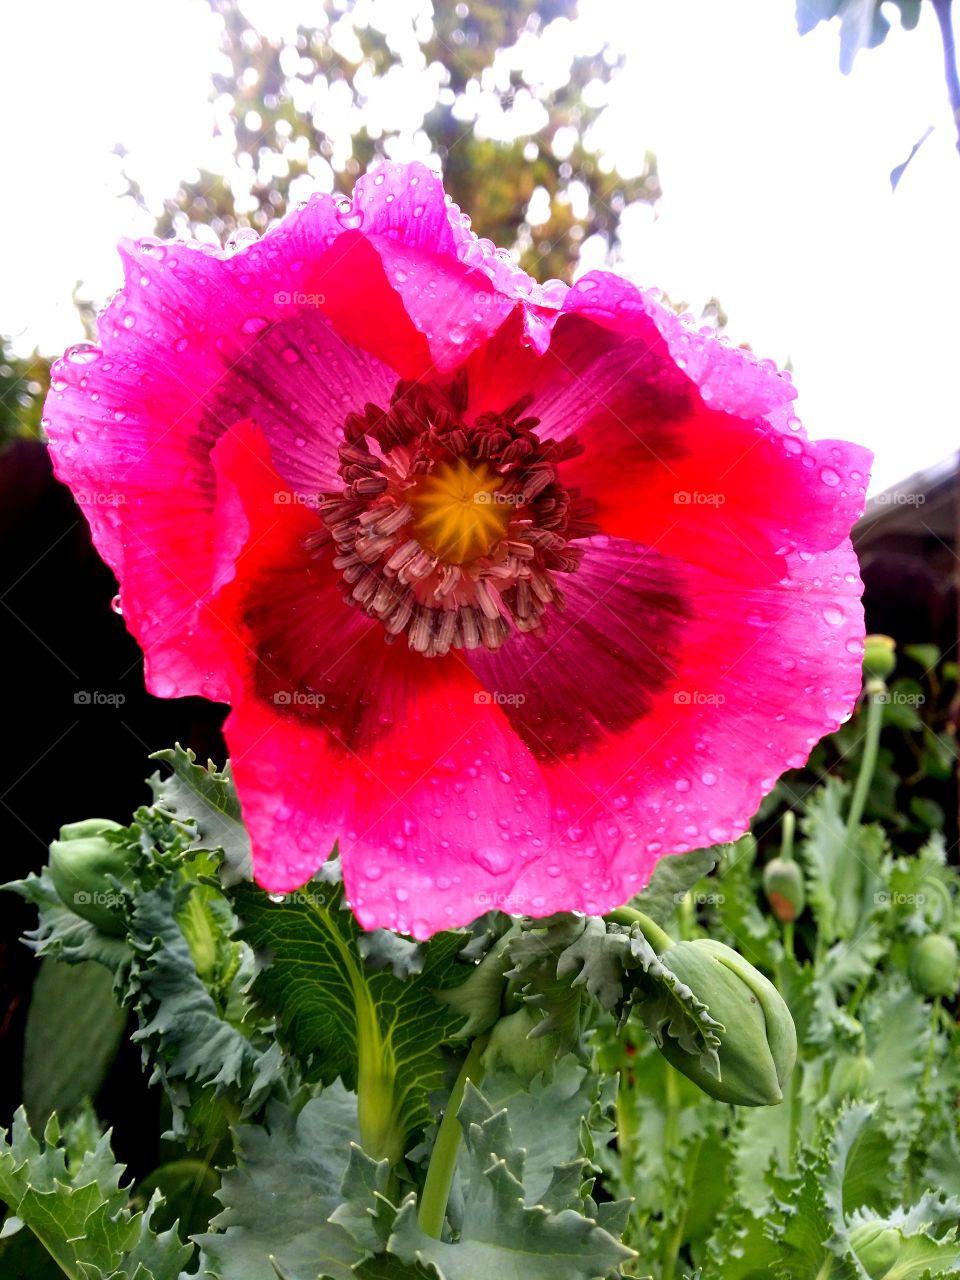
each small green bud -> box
[49,818,131,936]
[763,857,806,923]
[848,1220,901,1278]
[827,1053,874,1105]
[909,934,959,998]
[481,1006,560,1080]
[655,939,797,1106]
[863,634,896,683]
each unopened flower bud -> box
[763,857,806,923]
[481,1006,560,1080]
[827,1053,874,1105]
[656,939,797,1106]
[848,1221,901,1278]
[909,934,959,998]
[49,818,131,936]
[862,634,896,683]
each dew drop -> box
[473,845,512,875]
[822,604,844,626]
[65,343,100,365]
[241,316,269,335]
[110,593,123,616]
[819,466,841,487]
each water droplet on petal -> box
[241,316,269,335]
[822,604,844,626]
[819,466,840,487]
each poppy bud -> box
[848,1221,901,1278]
[481,1006,561,1080]
[909,934,959,998]
[655,939,797,1106]
[763,857,806,922]
[49,818,131,936]
[862,634,896,683]
[827,1053,874,1105]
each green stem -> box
[418,1035,488,1239]
[845,689,884,837]
[607,906,674,954]
[922,997,942,1095]
[780,810,796,863]
[782,919,795,962]
[657,1063,683,1280]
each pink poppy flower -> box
[45,162,870,939]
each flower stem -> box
[933,0,960,157]
[417,1035,488,1239]
[607,905,674,954]
[845,687,884,837]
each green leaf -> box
[22,959,126,1127]
[0,1108,193,1280]
[860,979,930,1128]
[507,916,723,1079]
[194,1083,367,1280]
[704,1199,783,1279]
[233,876,469,1161]
[478,1056,615,1206]
[127,875,281,1131]
[388,1081,634,1280]
[630,845,721,924]
[800,780,889,947]
[149,745,252,885]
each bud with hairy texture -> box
[49,818,131,936]
[656,939,797,1106]
[862,634,896,683]
[909,934,959,998]
[763,857,806,922]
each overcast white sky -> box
[2,0,958,492]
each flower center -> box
[408,458,512,565]
[309,376,596,657]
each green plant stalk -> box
[417,1034,488,1240]
[845,687,884,837]
[606,905,674,954]
[659,1065,684,1280]
[922,997,943,1094]
[307,900,403,1163]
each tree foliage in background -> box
[144,0,659,283]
